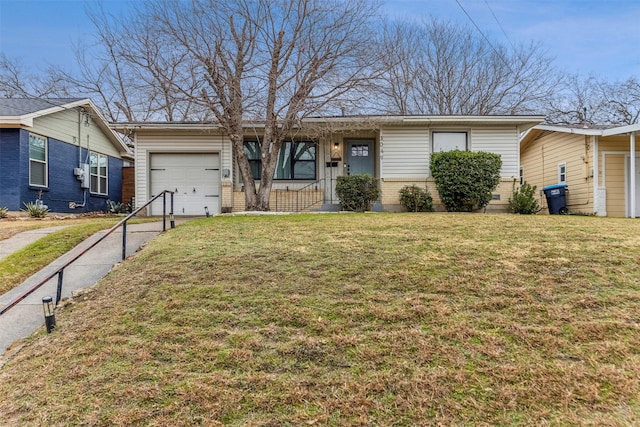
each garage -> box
[150,153,220,216]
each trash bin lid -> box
[543,184,568,191]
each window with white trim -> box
[90,152,108,194]
[519,166,524,185]
[29,133,47,187]
[432,131,468,152]
[558,162,567,184]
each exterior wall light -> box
[42,296,56,333]
[331,141,342,161]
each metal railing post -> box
[0,190,176,317]
[162,192,167,232]
[55,269,64,305]
[122,220,127,261]
[170,192,175,229]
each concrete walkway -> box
[0,221,179,358]
[0,226,70,260]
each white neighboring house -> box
[113,115,545,215]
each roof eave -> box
[113,115,547,131]
[0,117,34,127]
[111,122,222,132]
[534,124,603,136]
[602,124,640,137]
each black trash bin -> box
[542,184,568,214]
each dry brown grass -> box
[0,220,60,241]
[1,213,640,425]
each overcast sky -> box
[1,0,638,81]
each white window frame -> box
[558,162,567,184]
[519,166,524,185]
[432,131,468,153]
[90,152,108,195]
[29,133,48,187]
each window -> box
[558,162,567,184]
[90,152,108,194]
[244,140,316,180]
[351,144,369,157]
[29,133,47,187]
[432,131,467,152]
[519,166,524,185]
[244,141,262,180]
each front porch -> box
[227,177,519,213]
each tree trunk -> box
[229,133,260,211]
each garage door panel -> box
[150,153,220,216]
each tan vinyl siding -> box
[134,130,232,211]
[471,127,519,177]
[605,154,625,217]
[520,132,594,214]
[31,109,120,157]
[598,135,640,217]
[599,136,635,152]
[380,127,430,179]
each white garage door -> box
[150,153,220,216]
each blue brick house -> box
[0,98,132,213]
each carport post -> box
[631,132,636,218]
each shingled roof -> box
[0,98,86,116]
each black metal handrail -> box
[0,191,175,316]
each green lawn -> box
[1,213,640,425]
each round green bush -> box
[430,150,502,212]
[335,174,381,212]
[399,185,434,212]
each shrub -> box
[107,200,132,214]
[430,150,502,212]
[22,201,49,218]
[509,181,540,214]
[0,206,7,219]
[335,174,381,212]
[399,185,434,212]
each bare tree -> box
[546,74,610,125]
[0,54,71,98]
[47,3,208,123]
[377,19,560,115]
[604,77,640,125]
[546,74,640,126]
[130,0,382,210]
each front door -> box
[346,139,375,176]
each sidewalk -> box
[0,225,70,260]
[0,221,178,358]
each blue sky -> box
[0,0,638,81]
